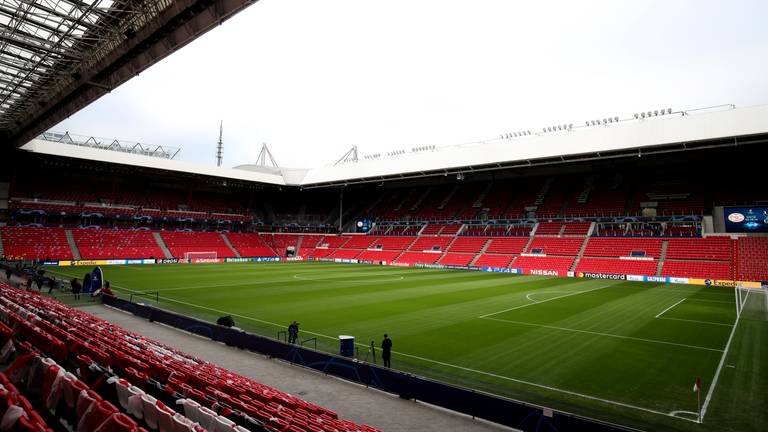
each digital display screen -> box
[356,218,373,233]
[724,207,768,233]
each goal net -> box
[735,285,768,321]
[184,251,217,261]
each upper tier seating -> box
[317,235,351,248]
[224,233,277,257]
[159,231,236,258]
[357,250,402,262]
[562,222,591,236]
[513,256,575,274]
[329,249,362,259]
[74,229,164,259]
[583,238,663,258]
[0,226,73,260]
[526,238,584,255]
[409,236,453,251]
[661,260,733,280]
[485,237,528,254]
[665,238,733,261]
[370,236,415,251]
[576,257,657,276]
[343,236,377,249]
[736,237,768,281]
[534,222,562,235]
[448,237,489,253]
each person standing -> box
[381,334,392,368]
[288,321,299,344]
[71,278,81,300]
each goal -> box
[735,285,768,321]
[184,251,218,262]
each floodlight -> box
[667,108,672,114]
[614,116,619,122]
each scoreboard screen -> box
[356,218,373,233]
[724,207,768,233]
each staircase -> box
[295,235,304,255]
[534,178,554,206]
[558,224,567,236]
[221,233,241,258]
[153,232,173,258]
[468,238,493,266]
[472,182,493,208]
[529,222,540,236]
[437,185,459,210]
[522,236,535,254]
[570,237,590,272]
[656,240,669,276]
[0,182,8,210]
[409,187,432,211]
[64,229,82,260]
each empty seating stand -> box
[0,283,381,432]
[583,238,663,258]
[576,258,657,276]
[0,226,74,260]
[737,237,768,281]
[160,231,237,258]
[225,233,277,257]
[74,228,164,259]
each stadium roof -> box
[20,104,768,188]
[0,0,257,148]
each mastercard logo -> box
[728,213,745,223]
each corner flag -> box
[694,377,702,423]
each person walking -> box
[381,334,392,368]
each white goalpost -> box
[735,284,768,320]
[184,251,218,261]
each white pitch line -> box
[111,289,696,423]
[700,289,745,421]
[655,298,687,319]
[685,298,734,304]
[481,317,723,353]
[657,317,732,328]
[479,285,612,319]
[524,293,539,303]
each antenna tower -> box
[216,121,223,166]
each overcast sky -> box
[54,0,768,168]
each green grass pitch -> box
[48,262,767,431]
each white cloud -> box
[54,0,768,168]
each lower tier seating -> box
[437,253,475,266]
[513,256,575,274]
[472,254,514,268]
[0,226,74,261]
[0,283,380,432]
[737,237,768,281]
[575,257,657,276]
[74,228,164,259]
[661,260,733,280]
[393,252,442,265]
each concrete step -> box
[153,232,173,259]
[221,233,241,258]
[656,240,669,276]
[64,229,81,260]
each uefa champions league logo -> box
[764,210,768,224]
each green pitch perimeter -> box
[48,262,766,432]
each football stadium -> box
[0,2,767,432]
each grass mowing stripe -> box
[700,288,742,422]
[118,286,697,424]
[480,317,724,353]
[657,317,733,327]
[479,284,613,318]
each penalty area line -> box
[655,298,686,319]
[479,285,612,319]
[123,292,696,423]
